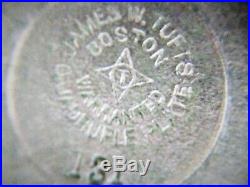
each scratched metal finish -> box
[2,3,247,184]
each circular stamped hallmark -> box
[7,3,226,184]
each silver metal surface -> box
[2,3,248,184]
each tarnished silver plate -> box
[2,3,247,184]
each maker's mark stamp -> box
[96,48,154,102]
[53,5,200,146]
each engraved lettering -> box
[160,24,176,39]
[101,126,113,142]
[130,90,166,114]
[167,34,187,47]
[85,15,98,35]
[64,41,77,57]
[114,26,128,43]
[150,48,169,68]
[94,8,112,26]
[173,84,192,99]
[172,50,191,60]
[128,5,146,25]
[176,62,194,77]
[108,7,122,23]
[76,74,95,97]
[66,152,82,179]
[98,32,113,47]
[86,40,103,56]
[70,19,90,43]
[132,28,146,44]
[167,96,186,117]
[142,37,158,52]
[66,102,81,121]
[56,9,200,144]
[152,16,165,31]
